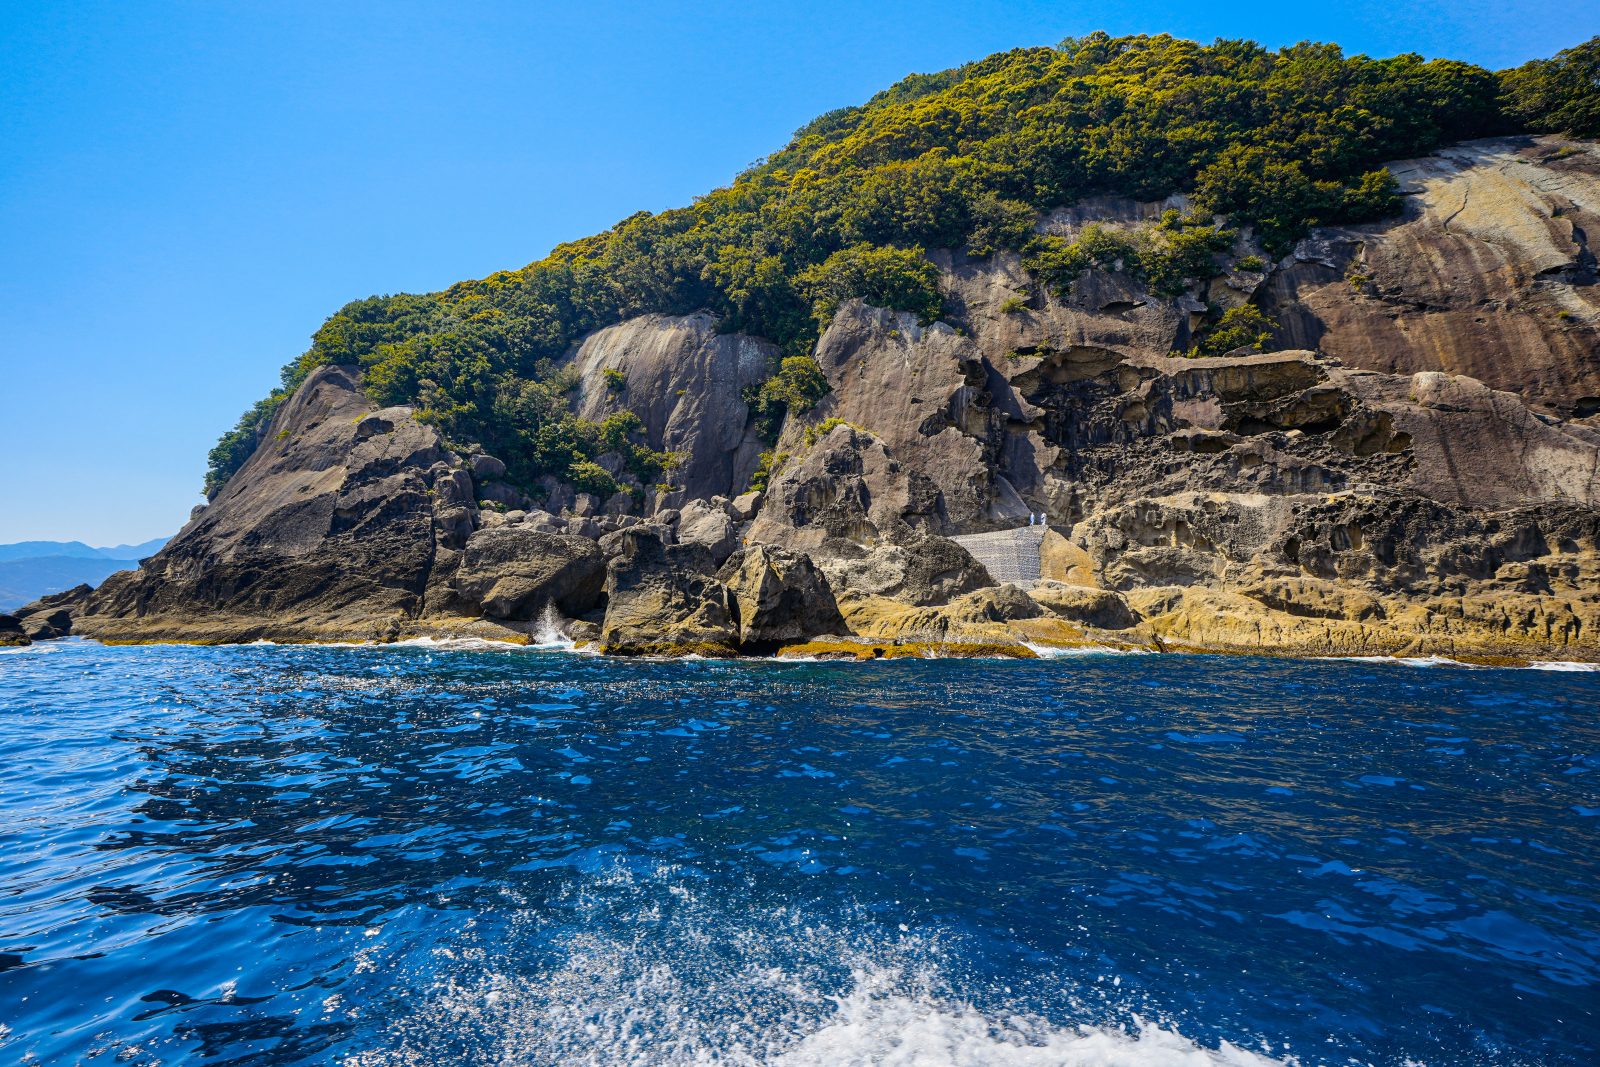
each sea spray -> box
[532,600,574,649]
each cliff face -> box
[1266,138,1600,414]
[76,365,450,642]
[34,136,1600,662]
[570,313,777,502]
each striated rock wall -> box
[75,365,449,643]
[1265,137,1600,415]
[570,312,777,502]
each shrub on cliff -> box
[796,245,943,328]
[1190,305,1276,358]
[749,355,831,441]
[1024,211,1238,299]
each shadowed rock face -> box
[450,528,606,619]
[31,137,1600,661]
[718,544,845,648]
[0,613,28,647]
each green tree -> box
[1501,37,1600,138]
[749,355,831,440]
[796,244,943,327]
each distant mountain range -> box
[0,538,168,611]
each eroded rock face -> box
[40,137,1600,662]
[600,527,738,656]
[571,313,777,503]
[1344,371,1600,508]
[71,365,459,643]
[805,303,999,527]
[1265,137,1600,415]
[746,425,947,550]
[450,528,605,619]
[718,544,845,648]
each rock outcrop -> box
[746,424,947,549]
[571,313,777,502]
[1265,138,1600,416]
[0,613,29,647]
[599,527,738,656]
[31,137,1600,663]
[719,544,845,648]
[12,584,90,641]
[65,365,450,643]
[448,528,606,620]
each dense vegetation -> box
[205,32,1600,499]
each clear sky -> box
[2,0,1594,545]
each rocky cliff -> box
[27,136,1600,663]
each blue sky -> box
[2,1,1594,544]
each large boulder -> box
[818,534,993,607]
[718,544,845,648]
[1029,582,1141,630]
[600,527,738,656]
[1341,370,1600,509]
[674,499,740,565]
[746,424,946,550]
[449,527,606,619]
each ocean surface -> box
[1,640,1597,1066]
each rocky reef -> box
[25,137,1600,663]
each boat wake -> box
[341,864,1291,1067]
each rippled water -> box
[1,641,1596,1065]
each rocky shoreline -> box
[11,137,1600,663]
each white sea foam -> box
[774,994,1292,1066]
[1327,654,1479,669]
[343,863,1294,1067]
[531,601,574,650]
[0,643,56,655]
[1331,653,1600,672]
[1022,643,1153,660]
[349,962,1292,1067]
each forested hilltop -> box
[206,32,1600,499]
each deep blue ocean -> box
[1,640,1596,1065]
